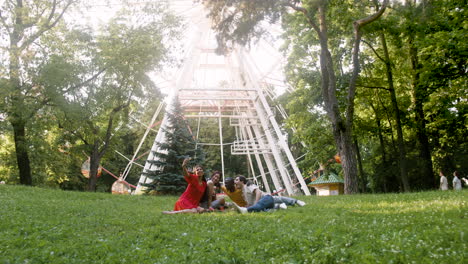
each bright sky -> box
[70,0,290,97]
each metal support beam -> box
[239,48,311,195]
[139,4,311,197]
[218,105,225,182]
[242,115,271,193]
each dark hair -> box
[210,171,222,188]
[192,165,206,183]
[211,171,221,178]
[198,169,209,204]
[454,171,460,177]
[224,177,235,193]
[236,175,247,184]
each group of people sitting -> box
[162,157,306,215]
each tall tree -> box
[361,31,410,191]
[143,97,205,194]
[52,3,180,191]
[0,0,76,185]
[397,0,466,188]
[205,0,388,194]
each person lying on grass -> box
[215,177,302,210]
[162,158,207,215]
[231,175,306,213]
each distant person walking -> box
[439,171,448,191]
[452,171,462,191]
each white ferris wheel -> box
[114,0,311,196]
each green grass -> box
[0,185,466,264]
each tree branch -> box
[357,85,390,91]
[19,0,75,51]
[63,67,107,94]
[60,116,89,146]
[99,99,132,158]
[23,66,106,120]
[346,0,388,127]
[86,119,99,136]
[283,1,321,34]
[23,4,48,28]
[0,11,11,35]
[362,39,385,63]
[354,0,388,29]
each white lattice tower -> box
[136,1,310,196]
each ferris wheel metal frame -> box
[126,0,311,196]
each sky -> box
[72,0,290,97]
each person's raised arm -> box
[182,157,191,178]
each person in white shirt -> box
[462,177,468,185]
[231,175,306,213]
[439,171,448,190]
[232,175,274,213]
[452,171,462,190]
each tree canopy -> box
[0,0,466,193]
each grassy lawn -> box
[0,185,466,263]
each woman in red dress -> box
[163,157,207,214]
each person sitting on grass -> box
[162,157,207,215]
[231,175,306,213]
[206,176,248,210]
[199,171,224,211]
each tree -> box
[360,26,410,191]
[143,97,205,194]
[52,3,180,191]
[390,0,466,188]
[276,80,337,175]
[205,0,388,194]
[343,0,466,191]
[0,0,77,185]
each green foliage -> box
[277,88,338,176]
[185,117,249,179]
[0,0,181,190]
[0,132,17,183]
[40,2,180,190]
[206,0,287,53]
[278,0,467,191]
[144,98,205,194]
[1,185,466,263]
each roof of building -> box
[308,172,344,185]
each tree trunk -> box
[86,105,122,191]
[354,138,366,192]
[381,32,410,192]
[9,17,33,185]
[338,128,360,194]
[87,143,101,191]
[321,45,360,194]
[11,120,32,185]
[370,101,388,192]
[312,5,358,194]
[409,38,435,189]
[296,1,386,194]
